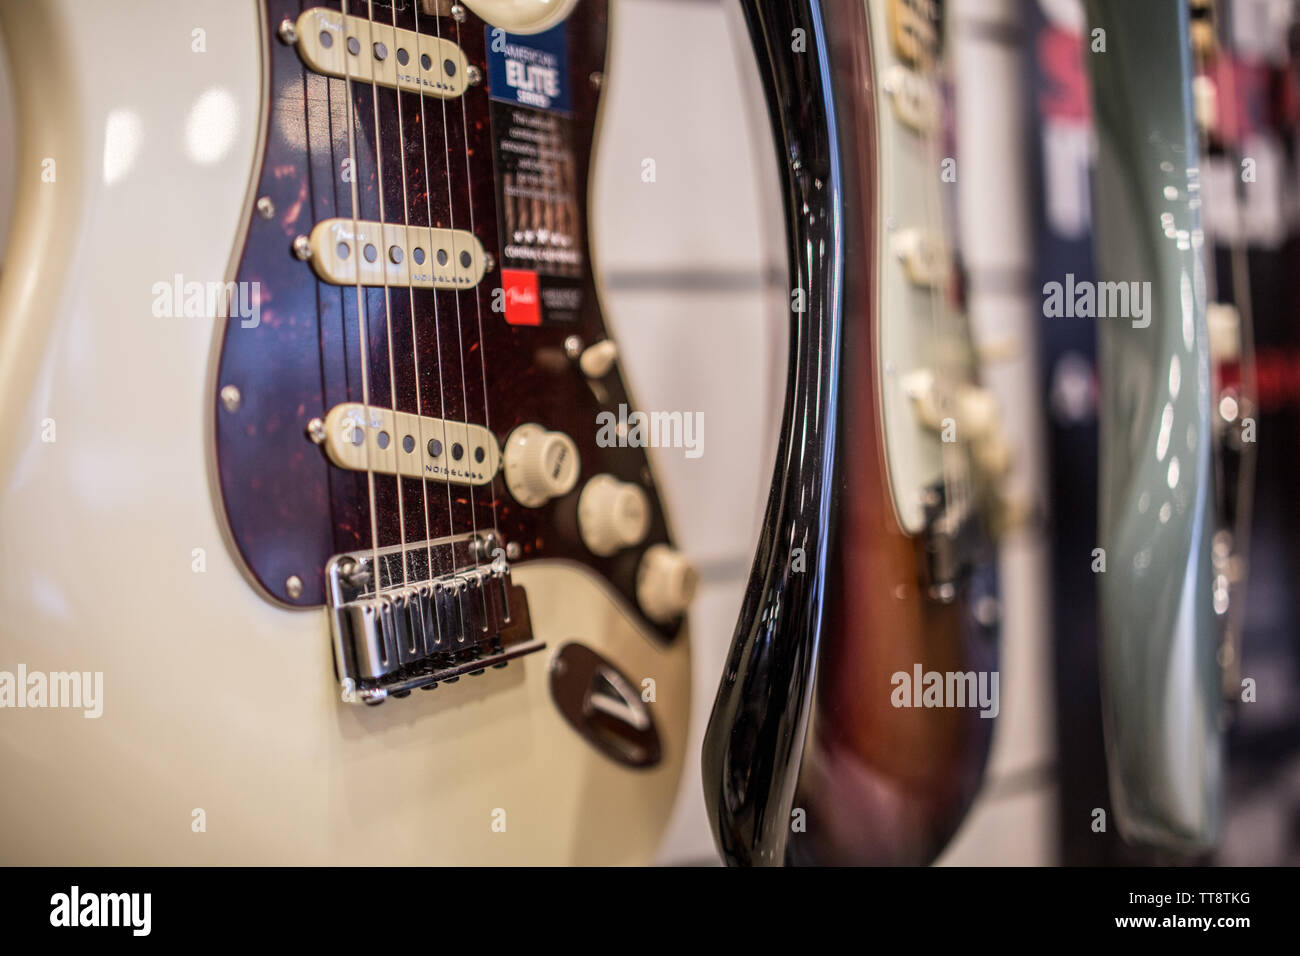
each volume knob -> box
[503,424,580,507]
[579,474,651,556]
[636,544,697,624]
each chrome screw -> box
[306,417,326,444]
[450,4,467,23]
[256,196,275,219]
[590,71,603,90]
[285,575,304,600]
[277,18,298,45]
[482,251,496,273]
[563,335,584,359]
[466,64,482,86]
[292,235,312,261]
[472,531,503,563]
[506,541,521,561]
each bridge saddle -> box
[326,536,541,704]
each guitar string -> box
[915,25,963,556]
[451,8,504,550]
[431,7,486,570]
[384,0,440,642]
[403,0,463,593]
[413,2,466,595]
[339,0,384,602]
[362,0,411,596]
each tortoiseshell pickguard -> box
[213,0,680,641]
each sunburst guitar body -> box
[703,0,1008,866]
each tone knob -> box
[636,545,697,624]
[578,474,651,556]
[461,0,578,33]
[503,424,580,507]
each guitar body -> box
[703,0,1000,866]
[1085,0,1222,852]
[0,0,689,865]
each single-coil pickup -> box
[292,7,469,98]
[308,219,486,290]
[322,404,501,486]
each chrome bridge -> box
[920,481,988,604]
[325,535,541,704]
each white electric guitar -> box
[0,0,693,864]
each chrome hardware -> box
[920,482,986,604]
[471,530,503,563]
[326,535,541,704]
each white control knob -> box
[462,0,578,34]
[956,385,1000,441]
[503,424,580,507]
[579,340,618,378]
[636,545,697,624]
[578,474,651,556]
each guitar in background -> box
[1189,0,1258,707]
[703,0,1011,866]
[0,0,692,864]
[1084,0,1225,852]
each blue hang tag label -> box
[486,24,572,114]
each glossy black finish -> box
[700,0,843,866]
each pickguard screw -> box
[451,3,467,23]
[466,64,482,87]
[292,235,312,261]
[564,335,584,359]
[590,71,603,90]
[307,417,326,444]
[220,385,242,413]
[256,196,275,219]
[482,251,496,272]
[506,541,521,560]
[285,575,304,600]
[277,18,298,45]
